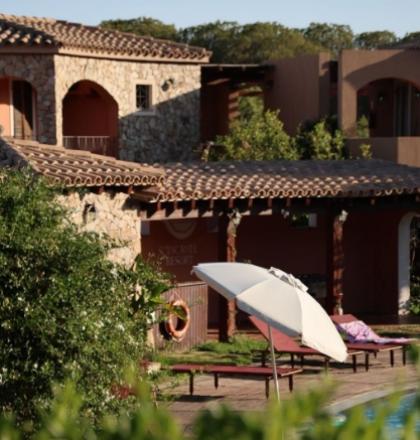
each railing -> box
[63,136,118,157]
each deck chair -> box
[170,364,302,398]
[331,314,409,366]
[249,315,368,372]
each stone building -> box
[0,14,210,162]
[3,136,420,331]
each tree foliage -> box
[294,120,346,160]
[210,110,346,161]
[180,21,321,63]
[100,16,178,41]
[303,22,354,54]
[354,31,398,49]
[211,110,297,161]
[100,17,411,62]
[400,31,420,44]
[0,170,169,424]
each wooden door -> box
[12,80,34,139]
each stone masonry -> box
[57,191,141,267]
[1,52,201,162]
[0,54,56,144]
[53,55,201,162]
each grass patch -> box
[372,324,420,338]
[157,334,268,366]
[197,334,267,355]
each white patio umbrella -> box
[192,262,347,401]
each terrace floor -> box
[165,349,418,432]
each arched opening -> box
[357,78,420,137]
[62,80,118,157]
[398,213,420,314]
[0,77,37,140]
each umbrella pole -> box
[268,325,280,401]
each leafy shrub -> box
[356,115,370,138]
[0,170,169,424]
[409,276,420,315]
[294,119,346,160]
[1,347,420,439]
[212,110,298,161]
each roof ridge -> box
[0,12,211,60]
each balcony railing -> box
[63,136,117,157]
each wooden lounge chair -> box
[331,314,407,366]
[170,363,302,398]
[249,315,369,372]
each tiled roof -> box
[0,14,210,62]
[137,160,420,202]
[0,138,164,187]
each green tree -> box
[354,31,398,49]
[179,21,321,63]
[178,21,239,63]
[294,119,346,160]
[303,22,354,54]
[400,31,420,44]
[210,110,297,161]
[100,16,179,41]
[0,170,169,424]
[229,22,321,63]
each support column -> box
[326,209,347,314]
[218,209,242,341]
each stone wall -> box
[54,55,202,162]
[0,54,56,144]
[57,191,141,267]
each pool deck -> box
[166,350,418,431]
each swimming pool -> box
[337,391,419,438]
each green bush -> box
[1,347,420,439]
[0,170,169,424]
[212,109,298,161]
[294,119,346,160]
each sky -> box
[1,0,419,37]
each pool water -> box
[338,392,419,438]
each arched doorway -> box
[62,80,118,157]
[398,213,420,314]
[0,77,37,140]
[357,78,420,137]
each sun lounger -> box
[331,314,408,366]
[249,315,368,372]
[170,363,302,398]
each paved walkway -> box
[165,350,418,431]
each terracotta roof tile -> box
[0,138,164,187]
[138,160,420,202]
[0,14,210,62]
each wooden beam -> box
[326,209,345,314]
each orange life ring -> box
[164,299,191,342]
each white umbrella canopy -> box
[192,262,347,363]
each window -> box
[135,84,152,111]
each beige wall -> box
[0,77,11,136]
[264,53,331,134]
[58,191,141,267]
[339,49,420,136]
[346,137,420,166]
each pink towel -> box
[337,320,410,344]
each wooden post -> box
[217,210,242,341]
[326,209,347,314]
